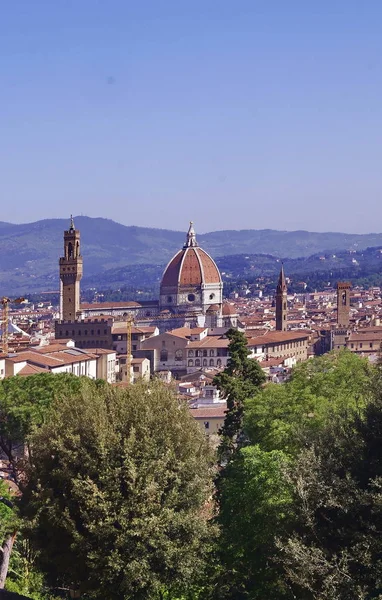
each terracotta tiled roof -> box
[190,405,227,418]
[222,302,237,316]
[17,364,47,376]
[187,337,229,348]
[247,330,310,346]
[81,301,141,310]
[161,247,221,287]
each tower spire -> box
[184,221,198,248]
[275,263,288,331]
[277,263,287,293]
[70,214,75,231]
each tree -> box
[211,351,375,600]
[22,379,215,600]
[213,445,294,600]
[0,373,103,591]
[214,328,265,463]
[244,350,372,456]
[277,362,382,599]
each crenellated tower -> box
[59,216,83,321]
[275,264,287,331]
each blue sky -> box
[1,1,382,233]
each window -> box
[188,293,195,302]
[209,293,215,300]
[97,329,100,335]
[175,349,183,362]
[160,349,168,362]
[209,349,214,356]
[217,359,222,367]
[203,350,207,357]
[84,330,87,335]
[133,366,139,373]
[188,359,194,367]
[188,350,194,357]
[203,359,207,366]
[204,421,210,430]
[167,296,172,303]
[195,359,201,367]
[209,359,214,366]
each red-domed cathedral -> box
[159,222,223,325]
[59,219,237,332]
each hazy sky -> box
[1,1,382,233]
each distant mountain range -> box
[0,216,381,295]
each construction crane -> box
[1,297,26,355]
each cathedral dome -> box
[161,223,222,288]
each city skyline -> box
[2,2,382,233]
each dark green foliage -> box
[0,374,104,489]
[277,372,382,599]
[245,350,372,455]
[211,351,376,600]
[21,380,215,600]
[214,329,265,463]
[214,446,293,600]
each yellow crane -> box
[1,297,26,355]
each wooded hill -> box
[1,216,382,295]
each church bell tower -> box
[275,264,287,331]
[59,216,83,321]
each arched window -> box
[203,350,207,357]
[196,350,201,357]
[188,359,194,367]
[209,349,214,356]
[195,359,201,367]
[68,242,73,259]
[217,359,222,367]
[160,349,168,362]
[188,350,194,357]
[203,359,207,367]
[209,358,214,366]
[175,349,183,362]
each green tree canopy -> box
[214,328,265,463]
[277,374,382,599]
[244,350,372,456]
[212,351,376,600]
[22,379,215,600]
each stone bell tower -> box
[275,264,287,331]
[59,216,83,321]
[337,282,351,327]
